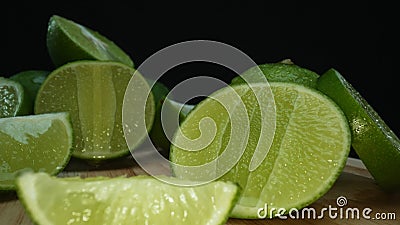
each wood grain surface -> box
[1,155,399,225]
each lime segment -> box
[0,113,72,190]
[317,68,400,191]
[0,77,27,117]
[16,172,240,225]
[47,15,134,67]
[170,82,351,218]
[34,61,154,161]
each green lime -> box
[146,79,195,151]
[47,15,134,67]
[170,82,351,218]
[317,68,400,191]
[0,77,29,117]
[9,70,50,114]
[231,59,320,88]
[0,112,72,190]
[34,60,154,161]
[16,172,240,225]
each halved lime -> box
[0,112,72,190]
[47,15,134,67]
[9,70,50,114]
[16,172,240,225]
[317,68,400,191]
[231,60,320,88]
[34,61,154,161]
[0,77,29,117]
[170,82,351,218]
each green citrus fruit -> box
[0,112,72,190]
[170,82,351,218]
[34,61,154,161]
[0,77,29,117]
[317,68,400,191]
[16,172,240,225]
[9,70,50,114]
[47,15,134,67]
[231,59,320,88]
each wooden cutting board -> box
[0,155,399,225]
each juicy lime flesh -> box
[48,15,133,67]
[17,173,239,225]
[0,113,72,189]
[35,61,154,160]
[0,84,19,118]
[231,63,320,88]
[170,83,351,218]
[317,68,400,191]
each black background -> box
[1,1,398,143]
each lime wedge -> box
[16,172,240,225]
[170,82,351,218]
[34,61,154,161]
[317,68,400,191]
[231,60,320,88]
[47,15,134,67]
[0,112,72,190]
[9,70,50,114]
[0,77,29,117]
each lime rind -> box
[317,68,400,191]
[231,62,320,88]
[47,15,134,67]
[16,172,240,225]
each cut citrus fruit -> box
[16,172,240,225]
[170,82,351,218]
[47,15,134,67]
[0,77,29,117]
[147,79,195,151]
[34,60,154,161]
[0,112,72,190]
[317,68,400,191]
[9,70,50,114]
[231,60,320,88]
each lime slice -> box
[9,70,50,114]
[0,112,72,190]
[47,15,134,67]
[0,77,29,117]
[170,82,351,218]
[16,172,240,225]
[317,68,400,191]
[34,60,154,161]
[231,60,320,88]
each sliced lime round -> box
[317,68,400,191]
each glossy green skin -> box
[47,15,134,67]
[317,68,400,191]
[231,62,320,88]
[10,70,50,115]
